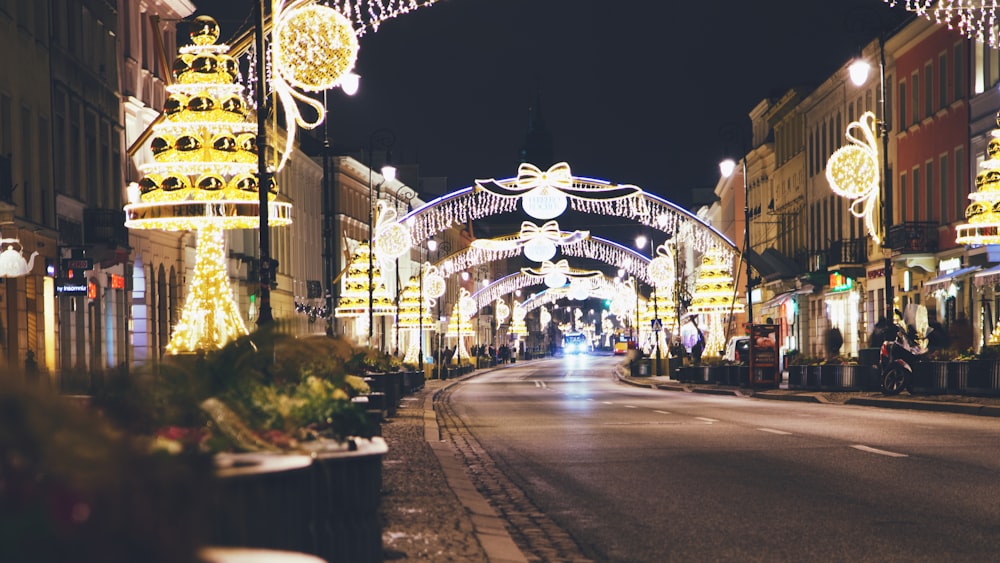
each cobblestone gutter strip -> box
[434,383,593,563]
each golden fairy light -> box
[956,111,1000,245]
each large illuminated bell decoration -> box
[373,201,412,261]
[334,242,396,318]
[826,111,881,244]
[470,220,590,263]
[956,111,1000,245]
[885,0,1000,46]
[475,162,641,221]
[124,16,292,353]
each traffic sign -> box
[651,318,662,332]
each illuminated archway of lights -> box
[885,0,1000,47]
[431,234,654,286]
[471,271,635,312]
[395,163,739,260]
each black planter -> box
[787,365,804,389]
[966,359,1000,396]
[706,366,727,384]
[947,361,968,394]
[806,365,822,390]
[911,361,948,395]
[675,365,695,383]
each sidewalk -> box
[379,375,527,563]
[613,366,1000,417]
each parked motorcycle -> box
[878,327,929,395]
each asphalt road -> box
[439,354,1000,562]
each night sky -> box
[193,0,909,208]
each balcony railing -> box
[825,238,868,267]
[886,222,939,254]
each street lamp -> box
[849,34,894,322]
[368,128,396,349]
[254,0,274,326]
[720,154,752,329]
[637,234,661,377]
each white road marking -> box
[653,410,671,415]
[757,428,792,435]
[851,444,909,458]
[624,405,637,409]
[602,401,614,405]
[695,417,718,423]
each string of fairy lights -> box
[885,0,1000,47]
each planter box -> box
[911,361,948,395]
[806,365,822,390]
[787,365,805,389]
[706,366,727,384]
[966,359,1000,397]
[947,361,968,394]
[820,365,863,391]
[211,438,388,563]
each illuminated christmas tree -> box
[396,274,434,364]
[123,16,292,353]
[689,248,742,357]
[334,241,396,324]
[445,288,475,363]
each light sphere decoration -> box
[647,244,675,288]
[424,272,446,298]
[544,272,568,288]
[375,222,411,260]
[459,293,477,320]
[826,111,881,244]
[568,283,589,301]
[273,4,359,92]
[495,299,510,324]
[523,237,557,262]
[522,186,568,220]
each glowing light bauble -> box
[424,265,446,299]
[539,306,551,330]
[273,3,359,92]
[544,272,568,288]
[522,186,568,220]
[495,299,510,324]
[647,243,675,288]
[373,203,411,260]
[458,292,477,320]
[523,237,557,262]
[957,111,1000,245]
[826,111,881,244]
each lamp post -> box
[368,128,396,349]
[637,234,660,377]
[393,186,418,357]
[720,120,753,334]
[254,0,274,326]
[849,33,893,323]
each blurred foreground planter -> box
[211,437,387,563]
[966,359,1000,396]
[912,361,948,394]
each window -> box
[885,73,894,132]
[925,161,934,222]
[939,52,949,106]
[955,146,966,222]
[940,154,949,224]
[20,106,32,217]
[898,80,907,130]
[899,172,908,223]
[925,62,934,117]
[911,72,920,124]
[955,42,965,99]
[912,166,921,221]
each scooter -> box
[878,327,928,395]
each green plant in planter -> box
[786,354,820,366]
[135,324,377,452]
[927,348,959,361]
[823,355,858,365]
[977,345,1000,360]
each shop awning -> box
[924,265,981,291]
[974,264,1000,287]
[759,285,814,310]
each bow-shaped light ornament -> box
[826,111,881,244]
[517,162,573,219]
[470,220,589,262]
